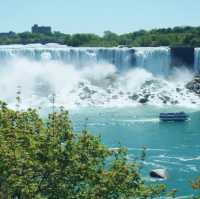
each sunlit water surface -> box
[69,106,200,197]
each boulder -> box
[186,76,200,95]
[83,86,97,95]
[112,95,118,99]
[171,100,178,105]
[119,91,124,95]
[176,88,182,92]
[159,95,171,104]
[139,98,148,104]
[150,169,168,179]
[139,94,149,104]
[129,94,139,101]
[106,89,112,94]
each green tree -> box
[103,31,119,46]
[3,26,200,46]
[0,101,166,199]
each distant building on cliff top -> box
[32,24,52,34]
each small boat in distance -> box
[159,112,189,122]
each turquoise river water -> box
[70,106,200,197]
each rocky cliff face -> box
[186,75,200,95]
[171,47,194,69]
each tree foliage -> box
[192,177,200,199]
[0,101,167,199]
[2,26,200,46]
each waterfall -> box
[0,44,171,76]
[0,45,134,70]
[0,44,198,108]
[194,48,200,74]
[134,47,171,76]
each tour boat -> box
[159,112,189,122]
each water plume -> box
[0,44,199,109]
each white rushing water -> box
[0,44,170,73]
[134,47,171,76]
[194,48,200,74]
[0,44,199,109]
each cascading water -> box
[0,44,198,109]
[0,44,170,73]
[0,44,135,70]
[194,48,200,74]
[134,47,171,76]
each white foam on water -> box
[186,165,198,172]
[0,44,199,109]
[111,118,160,123]
[109,147,168,152]
[156,154,200,162]
[154,159,182,166]
[143,161,165,168]
[194,48,200,73]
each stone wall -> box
[171,47,194,69]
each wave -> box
[156,155,200,162]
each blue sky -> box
[0,0,200,34]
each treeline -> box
[1,26,200,47]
